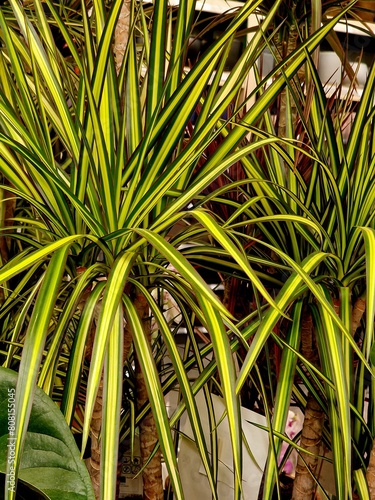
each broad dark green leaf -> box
[0,367,94,500]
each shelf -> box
[168,0,245,13]
[326,16,375,36]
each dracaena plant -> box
[198,17,375,497]
[0,0,362,499]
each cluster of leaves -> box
[0,0,374,499]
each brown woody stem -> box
[134,294,164,500]
[292,308,324,500]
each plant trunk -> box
[87,309,134,499]
[84,298,102,499]
[276,26,304,141]
[89,378,103,498]
[0,182,16,264]
[114,0,131,74]
[350,293,375,498]
[350,293,375,497]
[292,308,324,500]
[85,4,134,497]
[352,294,366,334]
[135,293,164,500]
[292,395,325,499]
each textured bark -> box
[86,313,133,499]
[84,4,133,497]
[114,0,131,74]
[222,276,232,311]
[276,27,305,141]
[0,183,16,264]
[84,298,103,500]
[89,378,103,499]
[350,296,375,497]
[300,308,314,364]
[352,295,366,335]
[292,308,324,500]
[135,293,164,500]
[292,395,325,499]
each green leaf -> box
[101,306,123,500]
[134,229,232,319]
[361,228,375,359]
[190,209,289,318]
[130,280,219,499]
[82,251,137,454]
[262,300,303,498]
[0,367,94,500]
[370,342,375,368]
[313,297,351,499]
[5,247,70,500]
[353,468,370,500]
[60,281,107,427]
[0,236,80,285]
[123,294,184,499]
[196,293,242,498]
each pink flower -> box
[278,410,303,478]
